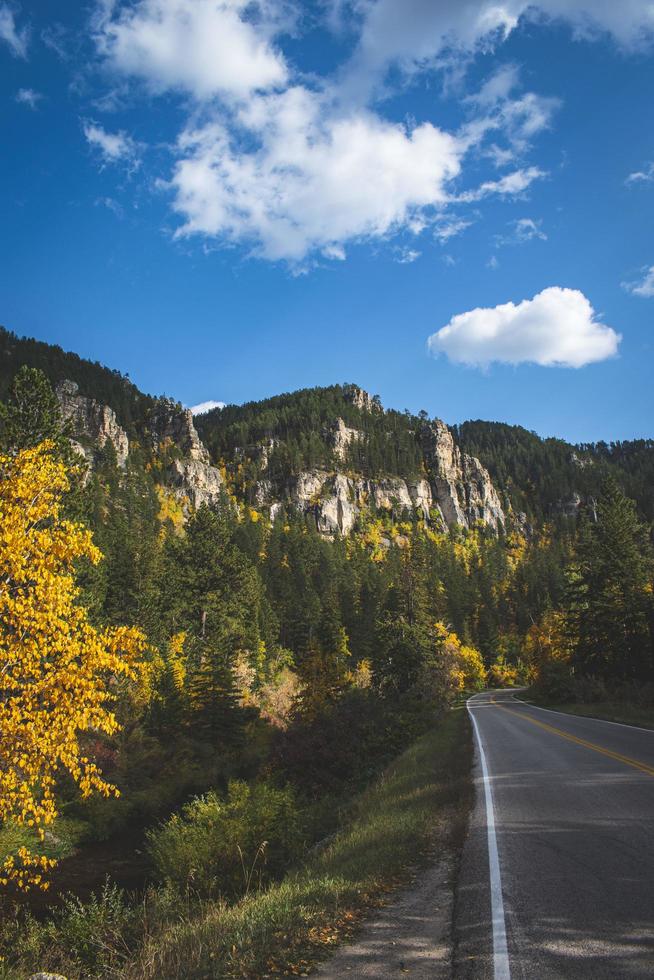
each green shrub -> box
[533,660,575,702]
[571,674,610,704]
[146,781,304,899]
[0,881,139,978]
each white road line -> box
[468,697,511,980]
[512,696,654,735]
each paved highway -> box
[455,690,654,979]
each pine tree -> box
[186,641,243,744]
[0,366,70,454]
[568,477,654,681]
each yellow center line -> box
[490,701,654,778]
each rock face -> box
[56,380,129,467]
[421,420,505,531]
[149,399,224,509]
[328,418,365,462]
[165,457,224,510]
[343,385,382,414]
[256,471,436,537]
[57,383,224,512]
[149,400,210,463]
[253,417,506,536]
[56,378,506,534]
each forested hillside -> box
[456,420,654,522]
[0,331,652,978]
[0,326,157,436]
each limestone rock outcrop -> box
[256,470,435,537]
[165,457,225,511]
[421,420,505,531]
[149,399,224,509]
[57,383,224,512]
[149,400,210,463]
[328,418,365,462]
[343,385,382,414]
[56,380,129,467]
[251,415,506,536]
[55,378,506,534]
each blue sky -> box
[1,0,653,443]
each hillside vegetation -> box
[0,331,652,977]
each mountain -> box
[1,324,652,530]
[0,325,155,436]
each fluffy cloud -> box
[622,265,654,298]
[190,399,225,414]
[94,0,289,99]
[347,0,654,89]
[428,286,621,368]
[88,0,653,264]
[15,87,42,108]
[0,3,28,57]
[83,120,140,165]
[168,86,463,260]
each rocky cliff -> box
[255,470,434,536]
[147,399,225,510]
[56,379,505,535]
[252,398,506,536]
[420,420,505,531]
[57,383,224,510]
[57,380,130,467]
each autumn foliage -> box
[0,442,146,888]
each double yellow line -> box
[490,697,654,778]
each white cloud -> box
[168,86,463,260]
[94,0,290,100]
[626,162,654,184]
[434,216,473,242]
[322,243,346,261]
[0,3,28,57]
[457,166,546,202]
[87,0,652,265]
[190,399,225,415]
[346,0,654,93]
[487,254,499,269]
[95,195,125,217]
[41,23,70,60]
[83,119,140,165]
[622,265,654,298]
[396,247,421,263]
[463,64,560,156]
[15,87,42,108]
[428,286,621,368]
[495,216,547,246]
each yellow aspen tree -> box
[0,442,147,889]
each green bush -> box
[0,881,139,978]
[146,781,304,899]
[533,660,575,702]
[571,674,610,704]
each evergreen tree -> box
[567,478,654,681]
[186,642,243,744]
[0,366,70,455]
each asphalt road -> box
[455,690,654,979]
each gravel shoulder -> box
[314,853,455,979]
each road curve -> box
[455,690,654,979]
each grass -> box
[124,707,472,979]
[531,700,654,730]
